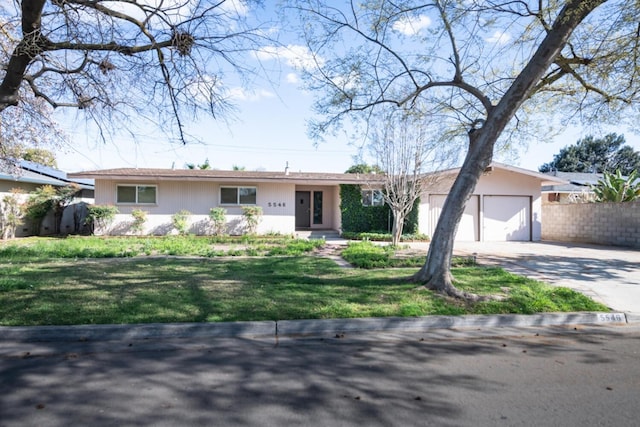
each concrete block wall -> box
[542,201,640,248]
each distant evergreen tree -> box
[539,134,640,175]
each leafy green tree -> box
[345,164,384,174]
[291,0,640,298]
[592,170,640,202]
[539,134,640,175]
[21,148,58,168]
[186,159,212,170]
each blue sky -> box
[52,1,640,174]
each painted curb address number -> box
[597,313,626,323]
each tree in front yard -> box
[368,107,457,246]
[0,0,271,145]
[289,0,640,299]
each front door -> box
[295,191,311,228]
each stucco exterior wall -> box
[542,201,640,248]
[95,179,298,235]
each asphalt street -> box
[2,324,639,427]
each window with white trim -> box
[362,189,384,207]
[117,185,157,204]
[220,186,257,205]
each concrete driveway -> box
[449,241,640,315]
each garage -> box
[429,194,479,241]
[483,195,531,241]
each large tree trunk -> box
[413,132,491,298]
[413,0,606,298]
[0,0,47,110]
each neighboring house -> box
[69,162,564,241]
[541,171,603,204]
[0,160,95,236]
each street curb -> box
[0,321,276,342]
[276,312,629,336]
[0,312,631,343]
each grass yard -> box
[0,236,608,326]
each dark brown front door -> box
[295,191,311,228]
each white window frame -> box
[220,186,257,205]
[116,184,157,205]
[362,189,384,207]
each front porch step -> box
[295,229,340,240]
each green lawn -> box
[0,237,608,326]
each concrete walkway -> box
[447,241,640,315]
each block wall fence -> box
[542,201,640,248]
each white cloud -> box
[286,73,300,84]
[219,0,249,17]
[254,44,321,71]
[228,87,275,101]
[486,31,511,44]
[392,15,432,36]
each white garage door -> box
[483,196,531,241]
[429,195,479,241]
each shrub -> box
[86,205,119,234]
[339,184,419,234]
[209,207,227,236]
[23,185,56,234]
[172,210,191,235]
[592,169,640,202]
[1,189,23,239]
[242,206,262,235]
[341,231,430,242]
[130,209,147,235]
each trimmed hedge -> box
[340,184,419,234]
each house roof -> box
[68,168,385,185]
[427,162,568,186]
[69,161,564,186]
[541,171,604,193]
[1,160,95,190]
